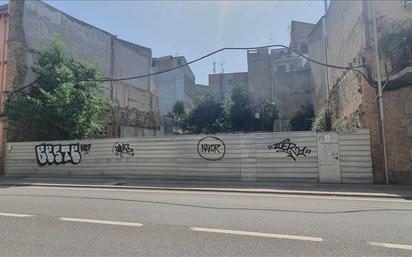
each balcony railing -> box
[390,41,412,74]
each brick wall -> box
[383,86,412,184]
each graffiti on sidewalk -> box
[112,142,134,157]
[35,143,91,166]
[268,138,311,161]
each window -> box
[177,58,182,65]
[403,0,412,9]
[290,64,295,72]
[277,65,286,72]
[300,44,309,54]
[151,60,156,67]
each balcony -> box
[388,41,412,84]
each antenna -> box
[213,61,216,74]
[219,62,225,74]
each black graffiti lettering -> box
[201,144,221,153]
[35,143,87,166]
[80,144,91,154]
[197,136,226,161]
[268,138,311,161]
[113,142,134,157]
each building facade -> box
[246,21,314,130]
[208,72,248,101]
[6,0,160,140]
[151,55,196,115]
[308,0,412,183]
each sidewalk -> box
[1,176,412,199]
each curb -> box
[2,182,410,200]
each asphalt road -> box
[0,186,412,257]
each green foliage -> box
[227,86,257,132]
[186,94,225,134]
[311,106,331,132]
[290,104,315,131]
[4,37,113,141]
[258,100,278,131]
[167,100,188,121]
[186,86,279,134]
[172,100,185,116]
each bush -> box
[290,104,315,131]
[4,37,113,141]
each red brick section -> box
[382,86,412,184]
[362,79,385,183]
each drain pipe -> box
[370,0,389,184]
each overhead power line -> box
[4,43,375,104]
[95,44,369,84]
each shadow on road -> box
[1,193,412,215]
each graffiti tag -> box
[197,136,226,161]
[112,142,134,157]
[35,143,91,166]
[80,144,91,154]
[268,138,311,161]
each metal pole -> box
[371,1,389,184]
[322,0,330,102]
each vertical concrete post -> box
[240,134,257,182]
[317,132,341,183]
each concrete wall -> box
[308,17,328,112]
[290,20,315,51]
[4,130,372,184]
[6,0,160,139]
[247,48,272,108]
[247,47,313,123]
[208,72,248,101]
[272,70,313,120]
[151,56,195,115]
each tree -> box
[258,100,278,131]
[227,86,256,132]
[4,37,113,141]
[290,104,315,131]
[186,94,225,133]
[171,100,187,121]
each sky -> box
[9,1,326,84]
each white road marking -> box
[19,186,412,203]
[59,217,143,227]
[190,227,323,242]
[368,241,412,250]
[0,212,35,218]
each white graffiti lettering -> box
[35,143,91,166]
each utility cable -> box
[94,44,367,82]
[2,43,376,117]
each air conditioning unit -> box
[403,0,412,10]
